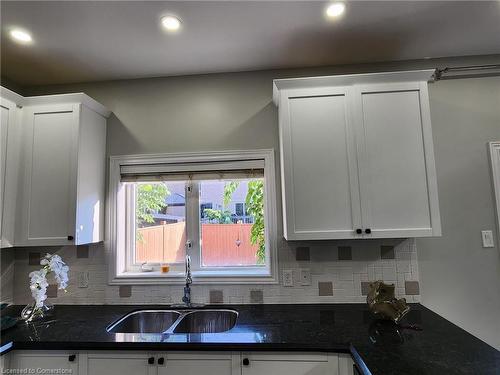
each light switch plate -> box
[282,269,293,287]
[300,269,311,286]
[481,230,495,248]
[77,271,89,288]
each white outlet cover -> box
[481,230,495,248]
[282,269,293,287]
[300,269,311,286]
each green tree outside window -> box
[203,180,265,264]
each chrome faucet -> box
[182,255,192,305]
[171,254,203,308]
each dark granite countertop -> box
[1,303,499,375]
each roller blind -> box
[120,159,265,182]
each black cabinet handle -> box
[355,228,362,234]
[68,354,76,362]
[157,357,165,365]
[67,235,74,241]
[242,358,250,366]
[148,357,155,365]
[365,228,372,234]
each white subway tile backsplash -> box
[9,238,420,305]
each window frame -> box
[124,182,187,274]
[107,149,278,285]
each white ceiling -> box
[1,1,500,86]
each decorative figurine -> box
[366,280,410,323]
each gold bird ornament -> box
[366,281,410,323]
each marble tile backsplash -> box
[8,238,420,305]
[0,248,15,304]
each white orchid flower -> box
[28,253,69,308]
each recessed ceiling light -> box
[161,15,182,31]
[326,2,346,18]
[10,28,33,43]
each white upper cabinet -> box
[1,89,111,246]
[0,89,23,248]
[273,70,441,240]
[279,86,361,240]
[21,104,80,246]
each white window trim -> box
[107,149,278,285]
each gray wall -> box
[20,55,500,349]
[418,77,500,350]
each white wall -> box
[21,55,500,349]
[418,77,500,350]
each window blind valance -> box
[120,159,265,182]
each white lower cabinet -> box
[8,350,79,373]
[157,352,239,375]
[6,350,354,375]
[0,352,11,370]
[241,352,340,375]
[86,351,157,375]
[338,353,356,375]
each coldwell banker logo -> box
[1,369,73,374]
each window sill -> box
[109,269,278,285]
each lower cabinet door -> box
[9,351,79,373]
[156,352,238,375]
[241,352,339,375]
[87,352,156,375]
[338,353,355,375]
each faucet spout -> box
[182,255,192,305]
[185,254,192,286]
[171,254,203,308]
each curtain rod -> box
[434,64,500,80]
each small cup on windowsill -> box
[161,264,170,273]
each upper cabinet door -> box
[279,86,361,240]
[354,82,441,237]
[20,104,80,246]
[1,93,23,248]
[0,98,14,245]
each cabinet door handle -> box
[67,235,74,241]
[148,357,155,365]
[365,228,372,234]
[242,358,250,366]
[355,228,362,234]
[157,357,165,365]
[68,354,76,362]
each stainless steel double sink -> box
[107,309,238,334]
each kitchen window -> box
[108,150,278,284]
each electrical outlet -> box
[77,271,89,288]
[300,269,311,286]
[282,269,293,287]
[481,230,494,248]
